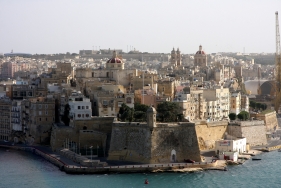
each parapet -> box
[228,120,264,127]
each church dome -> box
[196,45,205,55]
[107,50,123,63]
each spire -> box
[199,45,202,51]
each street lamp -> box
[89,146,93,161]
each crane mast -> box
[274,11,281,112]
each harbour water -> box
[1,148,281,188]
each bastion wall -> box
[250,111,278,132]
[108,122,201,163]
[227,121,267,146]
[195,121,228,150]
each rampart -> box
[250,111,278,132]
[227,121,267,146]
[108,122,201,163]
[195,121,228,150]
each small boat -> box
[252,158,261,161]
[144,179,149,184]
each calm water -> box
[0,148,281,188]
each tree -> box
[133,103,149,122]
[256,103,262,110]
[261,103,267,110]
[249,101,256,109]
[156,101,180,122]
[118,103,134,122]
[228,113,237,120]
[62,104,70,126]
[238,111,249,121]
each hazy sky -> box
[1,0,281,54]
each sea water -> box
[0,148,281,188]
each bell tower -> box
[170,48,177,67]
[176,48,181,66]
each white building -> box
[215,137,247,154]
[68,91,92,120]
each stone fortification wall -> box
[250,111,278,132]
[151,123,201,163]
[108,122,201,163]
[227,121,267,146]
[108,122,152,163]
[195,121,228,150]
[51,117,114,153]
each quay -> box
[0,144,222,174]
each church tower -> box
[176,48,181,66]
[170,48,177,67]
[146,106,156,129]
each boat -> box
[252,158,261,161]
[144,179,149,184]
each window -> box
[82,106,84,109]
[45,105,48,109]
[39,111,42,115]
[46,118,48,121]
[78,106,81,109]
[39,118,41,121]
[126,97,132,104]
[103,100,108,105]
[45,111,48,115]
[86,114,89,117]
[78,114,81,118]
[39,104,42,109]
[86,106,89,109]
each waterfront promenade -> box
[0,141,220,174]
[2,138,281,174]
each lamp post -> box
[89,146,93,161]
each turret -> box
[146,106,156,129]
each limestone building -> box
[0,97,12,141]
[230,92,242,115]
[170,48,181,67]
[194,45,207,67]
[75,51,137,93]
[203,86,230,121]
[24,97,55,144]
[93,84,134,117]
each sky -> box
[0,0,281,54]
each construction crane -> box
[274,11,281,112]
